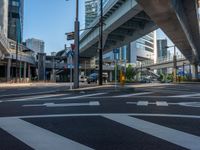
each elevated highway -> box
[80,0,157,57]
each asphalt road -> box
[0,83,200,150]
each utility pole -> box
[99,0,103,85]
[74,0,80,88]
[15,20,19,82]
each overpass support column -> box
[7,58,11,82]
[28,64,31,82]
[191,64,198,80]
[23,62,27,82]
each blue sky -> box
[23,0,176,55]
[23,0,85,54]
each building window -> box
[12,1,19,7]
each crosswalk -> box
[1,114,200,150]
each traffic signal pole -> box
[99,0,103,85]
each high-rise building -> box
[157,39,167,59]
[85,0,98,28]
[8,0,24,42]
[25,38,45,54]
[0,0,8,37]
[127,31,157,65]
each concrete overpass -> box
[80,0,157,57]
[0,30,35,82]
[80,0,200,78]
[136,0,200,65]
[137,58,190,71]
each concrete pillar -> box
[38,53,46,81]
[19,61,22,81]
[191,64,198,80]
[28,64,31,82]
[23,62,27,82]
[7,58,11,82]
[109,71,112,82]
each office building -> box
[85,0,98,28]
[8,0,24,42]
[25,38,45,54]
[157,39,168,59]
[0,0,8,37]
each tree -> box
[126,65,138,81]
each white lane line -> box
[3,113,200,119]
[23,101,100,107]
[7,94,69,102]
[103,114,200,150]
[113,92,153,98]
[61,93,106,99]
[137,101,148,106]
[0,90,59,98]
[168,93,200,98]
[156,101,168,106]
[0,118,93,150]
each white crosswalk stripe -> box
[0,118,94,150]
[103,114,200,150]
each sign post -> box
[67,46,74,90]
[113,48,119,89]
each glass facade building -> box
[85,0,98,28]
[8,0,24,42]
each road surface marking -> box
[7,94,69,102]
[168,93,200,98]
[103,114,200,150]
[2,113,200,120]
[61,93,106,99]
[0,90,59,98]
[126,101,200,107]
[0,118,93,150]
[156,101,168,106]
[23,101,100,107]
[113,92,153,98]
[179,102,200,108]
[137,101,148,106]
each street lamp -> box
[165,45,177,82]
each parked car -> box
[79,75,87,82]
[87,73,98,84]
[87,72,108,84]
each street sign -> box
[66,32,75,40]
[67,50,74,57]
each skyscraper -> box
[0,0,8,37]
[85,0,98,28]
[8,0,24,42]
[157,39,167,59]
